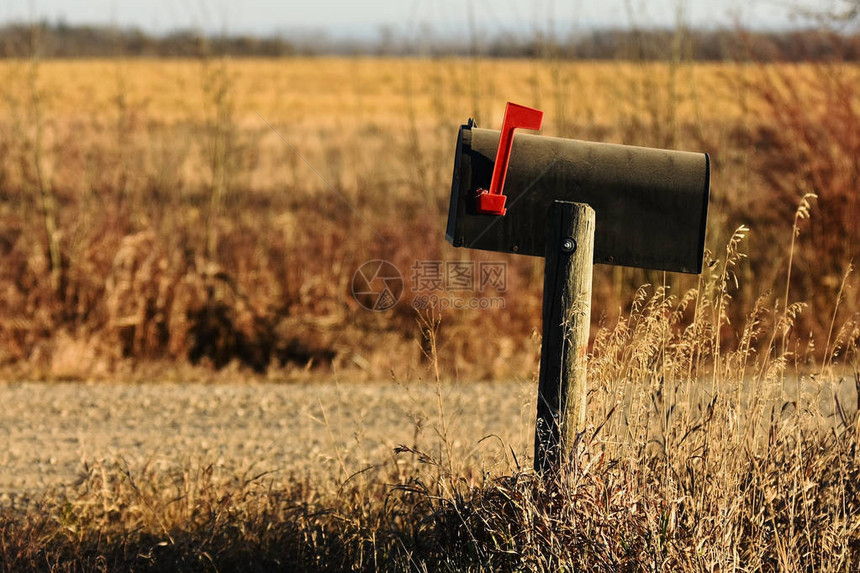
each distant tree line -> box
[487,28,860,61]
[1,21,859,61]
[0,23,298,58]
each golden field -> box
[2,58,761,122]
[1,56,859,571]
[2,57,763,202]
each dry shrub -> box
[102,228,338,373]
[747,48,860,337]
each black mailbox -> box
[445,120,710,273]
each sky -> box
[0,0,838,38]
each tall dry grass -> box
[1,57,857,380]
[1,225,858,570]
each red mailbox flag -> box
[475,102,544,216]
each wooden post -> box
[534,201,595,474]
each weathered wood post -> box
[534,201,595,474]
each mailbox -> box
[445,119,710,274]
[443,103,711,473]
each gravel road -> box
[0,380,536,501]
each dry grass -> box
[1,55,860,569]
[1,244,859,570]
[1,57,858,379]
